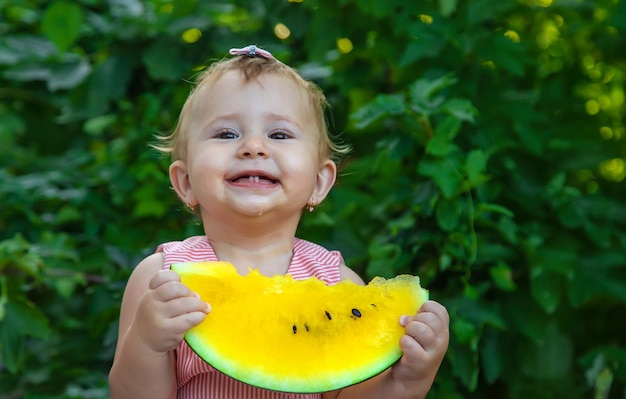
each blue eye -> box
[270,131,289,140]
[216,130,238,139]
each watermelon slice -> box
[172,261,428,393]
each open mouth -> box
[229,174,278,184]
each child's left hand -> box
[393,300,449,393]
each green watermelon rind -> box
[184,325,406,393]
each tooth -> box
[254,176,259,183]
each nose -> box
[238,134,269,158]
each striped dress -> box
[157,235,343,399]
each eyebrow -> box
[264,112,304,130]
[203,113,239,126]
[203,112,305,131]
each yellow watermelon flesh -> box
[171,261,429,393]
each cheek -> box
[283,152,319,177]
[188,154,223,183]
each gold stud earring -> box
[306,201,316,212]
[186,201,197,212]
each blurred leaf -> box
[53,274,86,299]
[426,135,459,156]
[89,53,137,101]
[465,149,486,185]
[350,94,406,130]
[449,338,479,390]
[0,296,51,373]
[609,0,626,28]
[132,186,170,218]
[47,56,91,91]
[477,202,514,218]
[142,40,189,81]
[453,317,478,346]
[0,235,43,277]
[0,319,24,373]
[439,0,458,17]
[434,115,463,141]
[41,1,83,52]
[388,212,415,235]
[53,205,82,224]
[399,26,447,66]
[83,115,117,137]
[0,35,56,64]
[419,158,463,198]
[514,120,543,155]
[480,327,503,384]
[366,242,401,279]
[531,269,563,314]
[478,35,528,77]
[409,74,457,115]
[436,197,461,231]
[489,261,517,291]
[521,322,573,380]
[442,98,477,123]
[568,265,626,306]
[3,64,50,82]
[455,295,507,330]
[109,0,145,18]
[504,292,551,343]
[581,346,626,383]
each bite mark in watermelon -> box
[171,261,429,393]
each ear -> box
[169,160,197,207]
[309,159,337,205]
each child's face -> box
[171,70,336,220]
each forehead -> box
[192,70,312,114]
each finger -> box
[168,310,209,333]
[149,269,181,290]
[153,282,199,304]
[419,300,450,326]
[399,308,449,352]
[161,295,211,318]
[405,319,438,351]
[400,301,450,336]
[400,310,440,328]
[399,333,426,363]
[415,311,445,336]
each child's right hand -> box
[132,270,210,353]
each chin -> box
[237,204,270,217]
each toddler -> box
[109,45,449,399]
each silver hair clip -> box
[229,45,275,60]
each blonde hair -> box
[154,55,350,165]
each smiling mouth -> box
[229,175,278,184]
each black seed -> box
[351,308,362,318]
[370,303,377,308]
[305,324,310,332]
[325,310,332,320]
[292,325,297,334]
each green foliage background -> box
[1,0,625,398]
